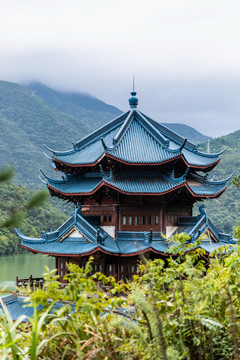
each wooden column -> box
[115,205,119,239]
[55,257,58,274]
[162,208,166,234]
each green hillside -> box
[0,80,212,188]
[162,122,211,144]
[0,81,121,187]
[24,82,121,130]
[0,183,67,255]
[197,130,240,232]
[25,82,211,144]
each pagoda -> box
[17,91,235,282]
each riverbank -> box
[0,253,54,293]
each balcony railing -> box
[15,275,44,292]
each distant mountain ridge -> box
[162,123,212,144]
[24,82,212,144]
[0,80,213,187]
[0,81,120,186]
[25,82,121,121]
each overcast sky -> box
[1,0,240,137]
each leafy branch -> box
[0,167,48,228]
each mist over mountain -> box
[24,82,212,144]
[0,81,122,186]
[0,80,212,187]
[24,82,121,123]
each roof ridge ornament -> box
[41,231,47,242]
[72,142,79,152]
[100,137,115,151]
[199,204,207,219]
[99,164,114,181]
[180,138,188,151]
[129,90,138,109]
[203,173,209,183]
[170,166,189,183]
[164,140,170,149]
[96,229,106,246]
[74,205,81,223]
[203,170,235,185]
[193,145,228,158]
[144,229,153,245]
[99,164,105,177]
[193,144,199,153]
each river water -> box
[0,253,55,293]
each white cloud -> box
[0,0,240,136]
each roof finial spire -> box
[129,75,138,109]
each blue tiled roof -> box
[187,182,226,196]
[173,205,236,245]
[17,208,119,256]
[47,171,185,195]
[48,175,102,195]
[199,241,234,253]
[1,294,133,323]
[16,207,236,257]
[0,294,71,322]
[47,108,223,169]
[45,170,228,198]
[118,240,147,254]
[109,118,179,164]
[22,239,98,255]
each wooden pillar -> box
[159,209,162,232]
[118,207,122,232]
[55,257,58,274]
[117,257,120,282]
[103,255,107,277]
[114,205,119,239]
[162,208,166,234]
[57,257,61,277]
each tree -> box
[233,174,240,188]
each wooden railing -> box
[15,276,68,293]
[15,275,44,292]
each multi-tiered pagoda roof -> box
[41,92,229,203]
[17,90,235,282]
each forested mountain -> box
[162,123,211,144]
[24,82,211,144]
[0,80,211,187]
[0,183,67,255]
[198,130,240,232]
[24,82,121,119]
[0,81,121,186]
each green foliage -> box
[0,167,15,183]
[0,81,121,187]
[197,132,240,232]
[0,182,67,255]
[233,174,240,188]
[1,246,240,358]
